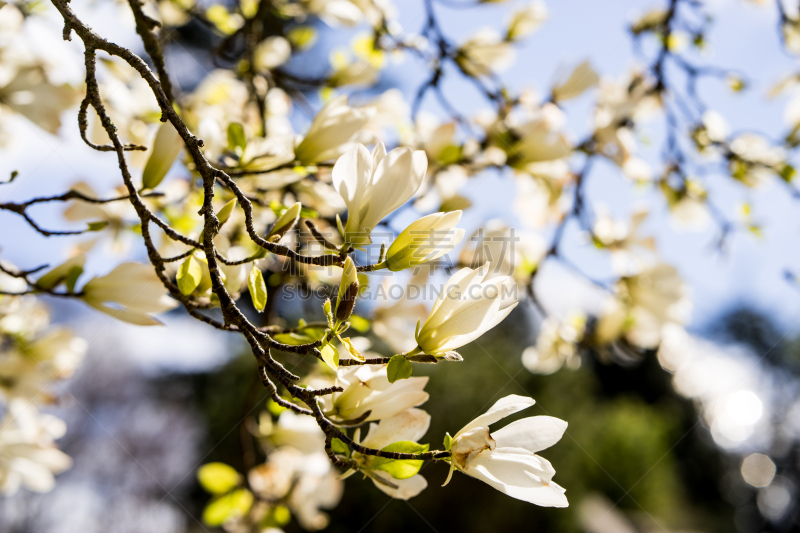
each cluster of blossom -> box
[1,0,798,530]
[0,267,84,495]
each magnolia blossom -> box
[266,410,326,455]
[293,95,375,164]
[415,264,517,356]
[253,36,291,71]
[457,29,514,77]
[81,263,178,326]
[552,60,599,102]
[508,103,573,178]
[384,211,465,271]
[592,208,656,275]
[522,316,585,375]
[0,401,72,495]
[594,72,661,171]
[301,0,394,28]
[332,143,427,247]
[445,395,568,507]
[0,328,86,402]
[352,408,431,500]
[506,1,547,41]
[248,447,342,530]
[321,365,429,423]
[729,133,786,187]
[597,263,690,349]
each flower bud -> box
[335,257,358,322]
[268,202,301,241]
[336,282,359,322]
[385,211,465,271]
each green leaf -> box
[287,25,317,49]
[87,221,109,232]
[269,504,291,526]
[248,265,267,312]
[437,144,463,166]
[780,163,796,182]
[299,206,318,218]
[65,265,83,294]
[349,314,370,333]
[443,432,452,451]
[37,255,85,291]
[340,336,365,362]
[331,438,349,456]
[177,255,203,295]
[372,441,429,480]
[387,355,412,383]
[202,488,253,526]
[197,462,241,495]
[142,121,183,190]
[267,398,287,416]
[273,332,313,345]
[227,122,246,156]
[320,342,339,371]
[217,198,237,226]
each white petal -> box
[456,395,535,438]
[424,266,486,329]
[361,408,431,449]
[332,144,372,215]
[360,148,426,229]
[372,142,387,168]
[371,473,428,500]
[467,451,568,507]
[492,416,567,453]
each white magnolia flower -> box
[248,447,342,530]
[253,36,292,71]
[522,315,585,375]
[264,408,327,455]
[594,71,660,167]
[506,1,547,41]
[360,88,411,137]
[0,328,86,402]
[294,95,375,165]
[729,133,786,187]
[353,408,431,500]
[328,60,380,88]
[597,263,690,349]
[303,0,365,27]
[552,60,599,102]
[592,208,656,275]
[81,263,178,326]
[444,395,568,507]
[332,142,427,247]
[384,211,465,271]
[457,29,515,77]
[322,365,429,423]
[507,103,573,181]
[0,401,72,495]
[415,264,517,356]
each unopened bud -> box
[268,202,302,241]
[335,281,359,322]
